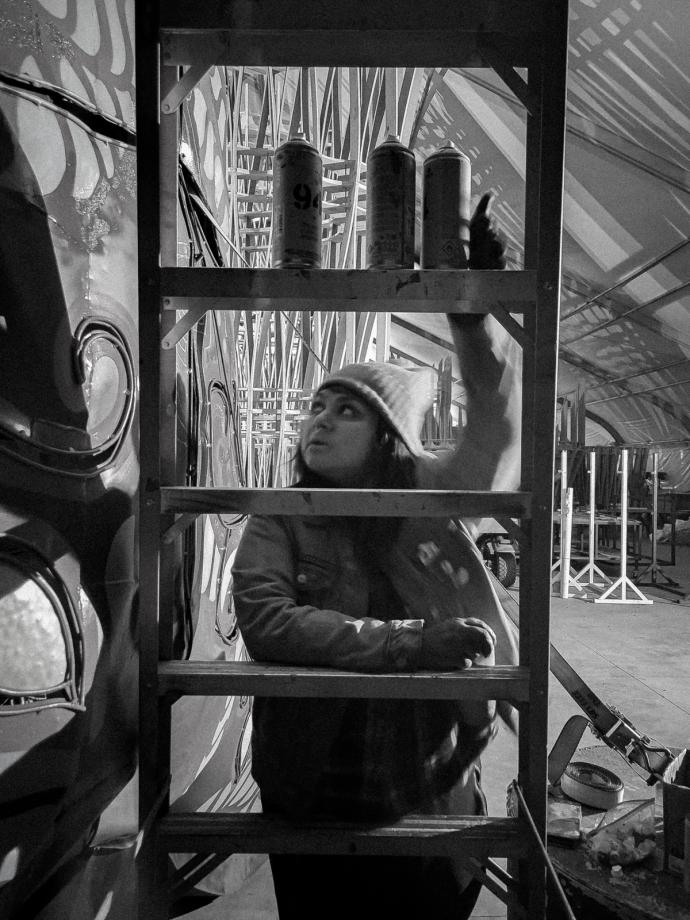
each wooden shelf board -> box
[161,0,546,32]
[160,267,536,313]
[160,812,528,858]
[160,0,552,67]
[158,660,530,701]
[160,486,531,519]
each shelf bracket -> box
[467,857,526,919]
[171,854,227,900]
[161,303,209,349]
[492,302,531,349]
[162,513,200,544]
[495,516,528,546]
[477,34,539,117]
[161,64,213,115]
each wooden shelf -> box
[160,812,528,859]
[160,486,531,519]
[163,30,542,68]
[158,660,530,701]
[160,0,550,67]
[136,1,571,914]
[160,267,535,313]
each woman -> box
[232,194,521,919]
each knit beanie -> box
[316,362,436,457]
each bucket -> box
[662,748,690,871]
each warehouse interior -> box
[0,1,689,918]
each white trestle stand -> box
[595,449,652,605]
[572,450,612,593]
[635,453,684,596]
[551,447,585,598]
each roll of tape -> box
[561,761,624,810]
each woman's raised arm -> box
[430,194,522,505]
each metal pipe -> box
[583,356,690,391]
[560,238,690,322]
[562,278,690,344]
[588,376,690,405]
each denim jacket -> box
[232,462,519,817]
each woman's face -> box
[300,386,382,486]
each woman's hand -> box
[469,192,506,270]
[419,616,496,670]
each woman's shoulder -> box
[237,511,294,548]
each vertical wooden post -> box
[135,3,172,917]
[158,70,181,652]
[517,3,570,916]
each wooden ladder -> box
[135,1,570,916]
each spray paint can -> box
[421,141,471,269]
[366,136,416,268]
[272,133,322,268]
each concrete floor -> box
[180,543,690,919]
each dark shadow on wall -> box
[0,104,139,918]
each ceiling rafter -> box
[586,355,690,392]
[561,278,690,348]
[559,347,690,433]
[558,269,690,357]
[455,69,690,195]
[561,237,690,322]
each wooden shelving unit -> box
[135,2,570,916]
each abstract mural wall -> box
[0,1,258,915]
[0,0,139,915]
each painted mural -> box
[0,1,259,916]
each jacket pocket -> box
[295,555,339,608]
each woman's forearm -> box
[443,312,522,493]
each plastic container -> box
[587,799,656,867]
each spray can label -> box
[272,136,322,268]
